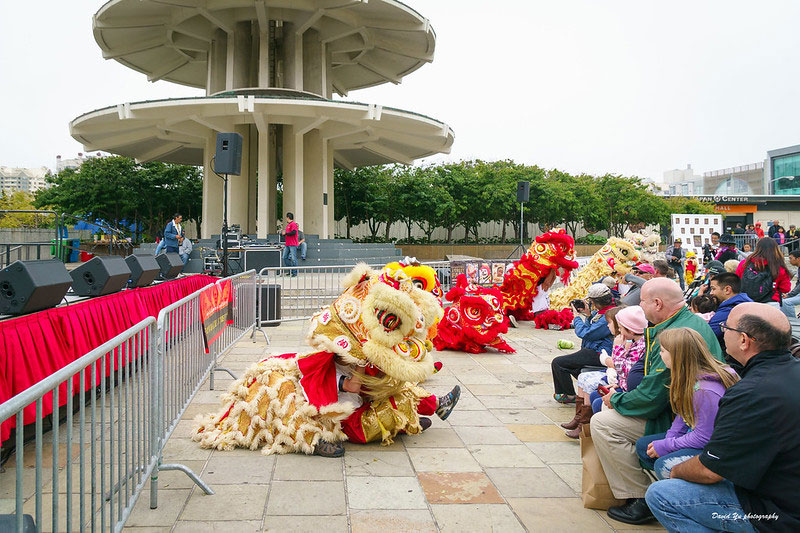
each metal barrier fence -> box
[0,318,157,533]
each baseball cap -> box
[587,283,611,299]
[633,264,655,275]
[673,238,682,243]
[705,260,725,276]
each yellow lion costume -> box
[192,263,456,455]
[549,237,638,310]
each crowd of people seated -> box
[551,232,800,530]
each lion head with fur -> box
[306,263,443,393]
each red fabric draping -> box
[0,275,217,443]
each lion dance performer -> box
[496,229,580,329]
[433,273,514,353]
[192,263,460,457]
[548,237,639,312]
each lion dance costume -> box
[549,237,639,311]
[192,263,447,454]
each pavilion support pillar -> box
[227,124,251,232]
[282,125,304,226]
[202,135,223,238]
[325,142,334,238]
[256,120,277,238]
[302,130,324,235]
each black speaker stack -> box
[126,254,161,288]
[70,256,131,297]
[156,253,184,280]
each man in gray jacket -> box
[621,264,655,305]
[664,238,686,290]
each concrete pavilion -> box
[70,0,455,239]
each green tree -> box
[0,191,56,228]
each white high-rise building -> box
[0,166,50,193]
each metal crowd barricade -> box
[0,318,157,533]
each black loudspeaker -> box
[0,260,72,315]
[125,254,160,288]
[259,284,281,326]
[70,256,131,297]
[215,132,243,175]
[517,181,530,203]
[156,253,184,279]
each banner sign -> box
[199,280,233,352]
[450,260,514,287]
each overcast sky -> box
[2,1,799,181]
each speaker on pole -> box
[70,256,131,297]
[156,253,184,280]
[214,132,243,175]
[0,260,73,315]
[125,254,160,288]
[517,181,530,203]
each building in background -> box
[0,166,50,193]
[56,152,103,173]
[660,164,704,196]
[767,144,800,195]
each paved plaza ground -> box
[118,320,666,533]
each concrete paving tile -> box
[452,373,503,385]
[345,451,414,477]
[465,384,518,395]
[262,515,349,532]
[550,463,583,493]
[525,441,582,464]
[191,389,230,404]
[202,454,274,484]
[431,504,525,533]
[350,509,437,533]
[486,467,575,498]
[155,460,209,490]
[537,406,577,423]
[170,419,197,439]
[476,394,537,409]
[344,440,406,453]
[490,408,551,425]
[126,489,192,527]
[180,403,221,420]
[182,483,268,520]
[273,453,343,480]
[453,425,520,445]
[0,499,14,513]
[347,476,427,510]
[267,481,346,515]
[507,424,574,442]
[161,437,213,461]
[449,394,486,410]
[446,409,503,427]
[508,497,614,532]
[407,448,482,472]
[417,472,504,504]
[173,520,262,533]
[468,444,545,468]
[402,427,463,448]
[125,528,171,533]
[600,513,667,530]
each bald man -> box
[591,278,724,525]
[646,303,800,531]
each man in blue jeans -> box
[280,212,299,276]
[645,303,800,532]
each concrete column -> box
[303,130,324,235]
[202,136,223,238]
[257,19,270,87]
[233,21,254,89]
[303,29,323,96]
[325,141,335,238]
[207,29,227,95]
[256,121,276,238]
[227,124,251,231]
[282,23,298,90]
[282,125,303,225]
[247,124,258,234]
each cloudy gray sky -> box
[2,0,799,181]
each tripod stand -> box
[507,201,527,259]
[211,155,230,277]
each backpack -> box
[740,263,775,303]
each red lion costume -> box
[433,274,514,354]
[498,229,580,325]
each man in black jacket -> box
[645,303,800,532]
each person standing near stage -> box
[665,238,686,290]
[164,213,184,254]
[281,212,299,277]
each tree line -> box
[334,160,714,243]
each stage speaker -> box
[0,260,72,315]
[125,254,160,288]
[517,181,530,203]
[215,132,243,175]
[259,284,281,326]
[70,256,131,297]
[156,253,184,280]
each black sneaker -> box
[419,417,432,431]
[435,385,461,420]
[313,440,345,458]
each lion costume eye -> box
[412,279,426,290]
[375,309,401,332]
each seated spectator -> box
[550,284,615,404]
[736,237,791,305]
[690,294,718,321]
[621,264,654,305]
[738,242,753,260]
[645,303,800,531]
[744,224,756,235]
[652,259,672,279]
[732,223,746,235]
[635,328,738,480]
[781,249,800,318]
[707,273,753,344]
[178,236,193,265]
[590,278,723,525]
[723,259,739,273]
[716,234,739,263]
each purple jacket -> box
[651,373,729,457]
